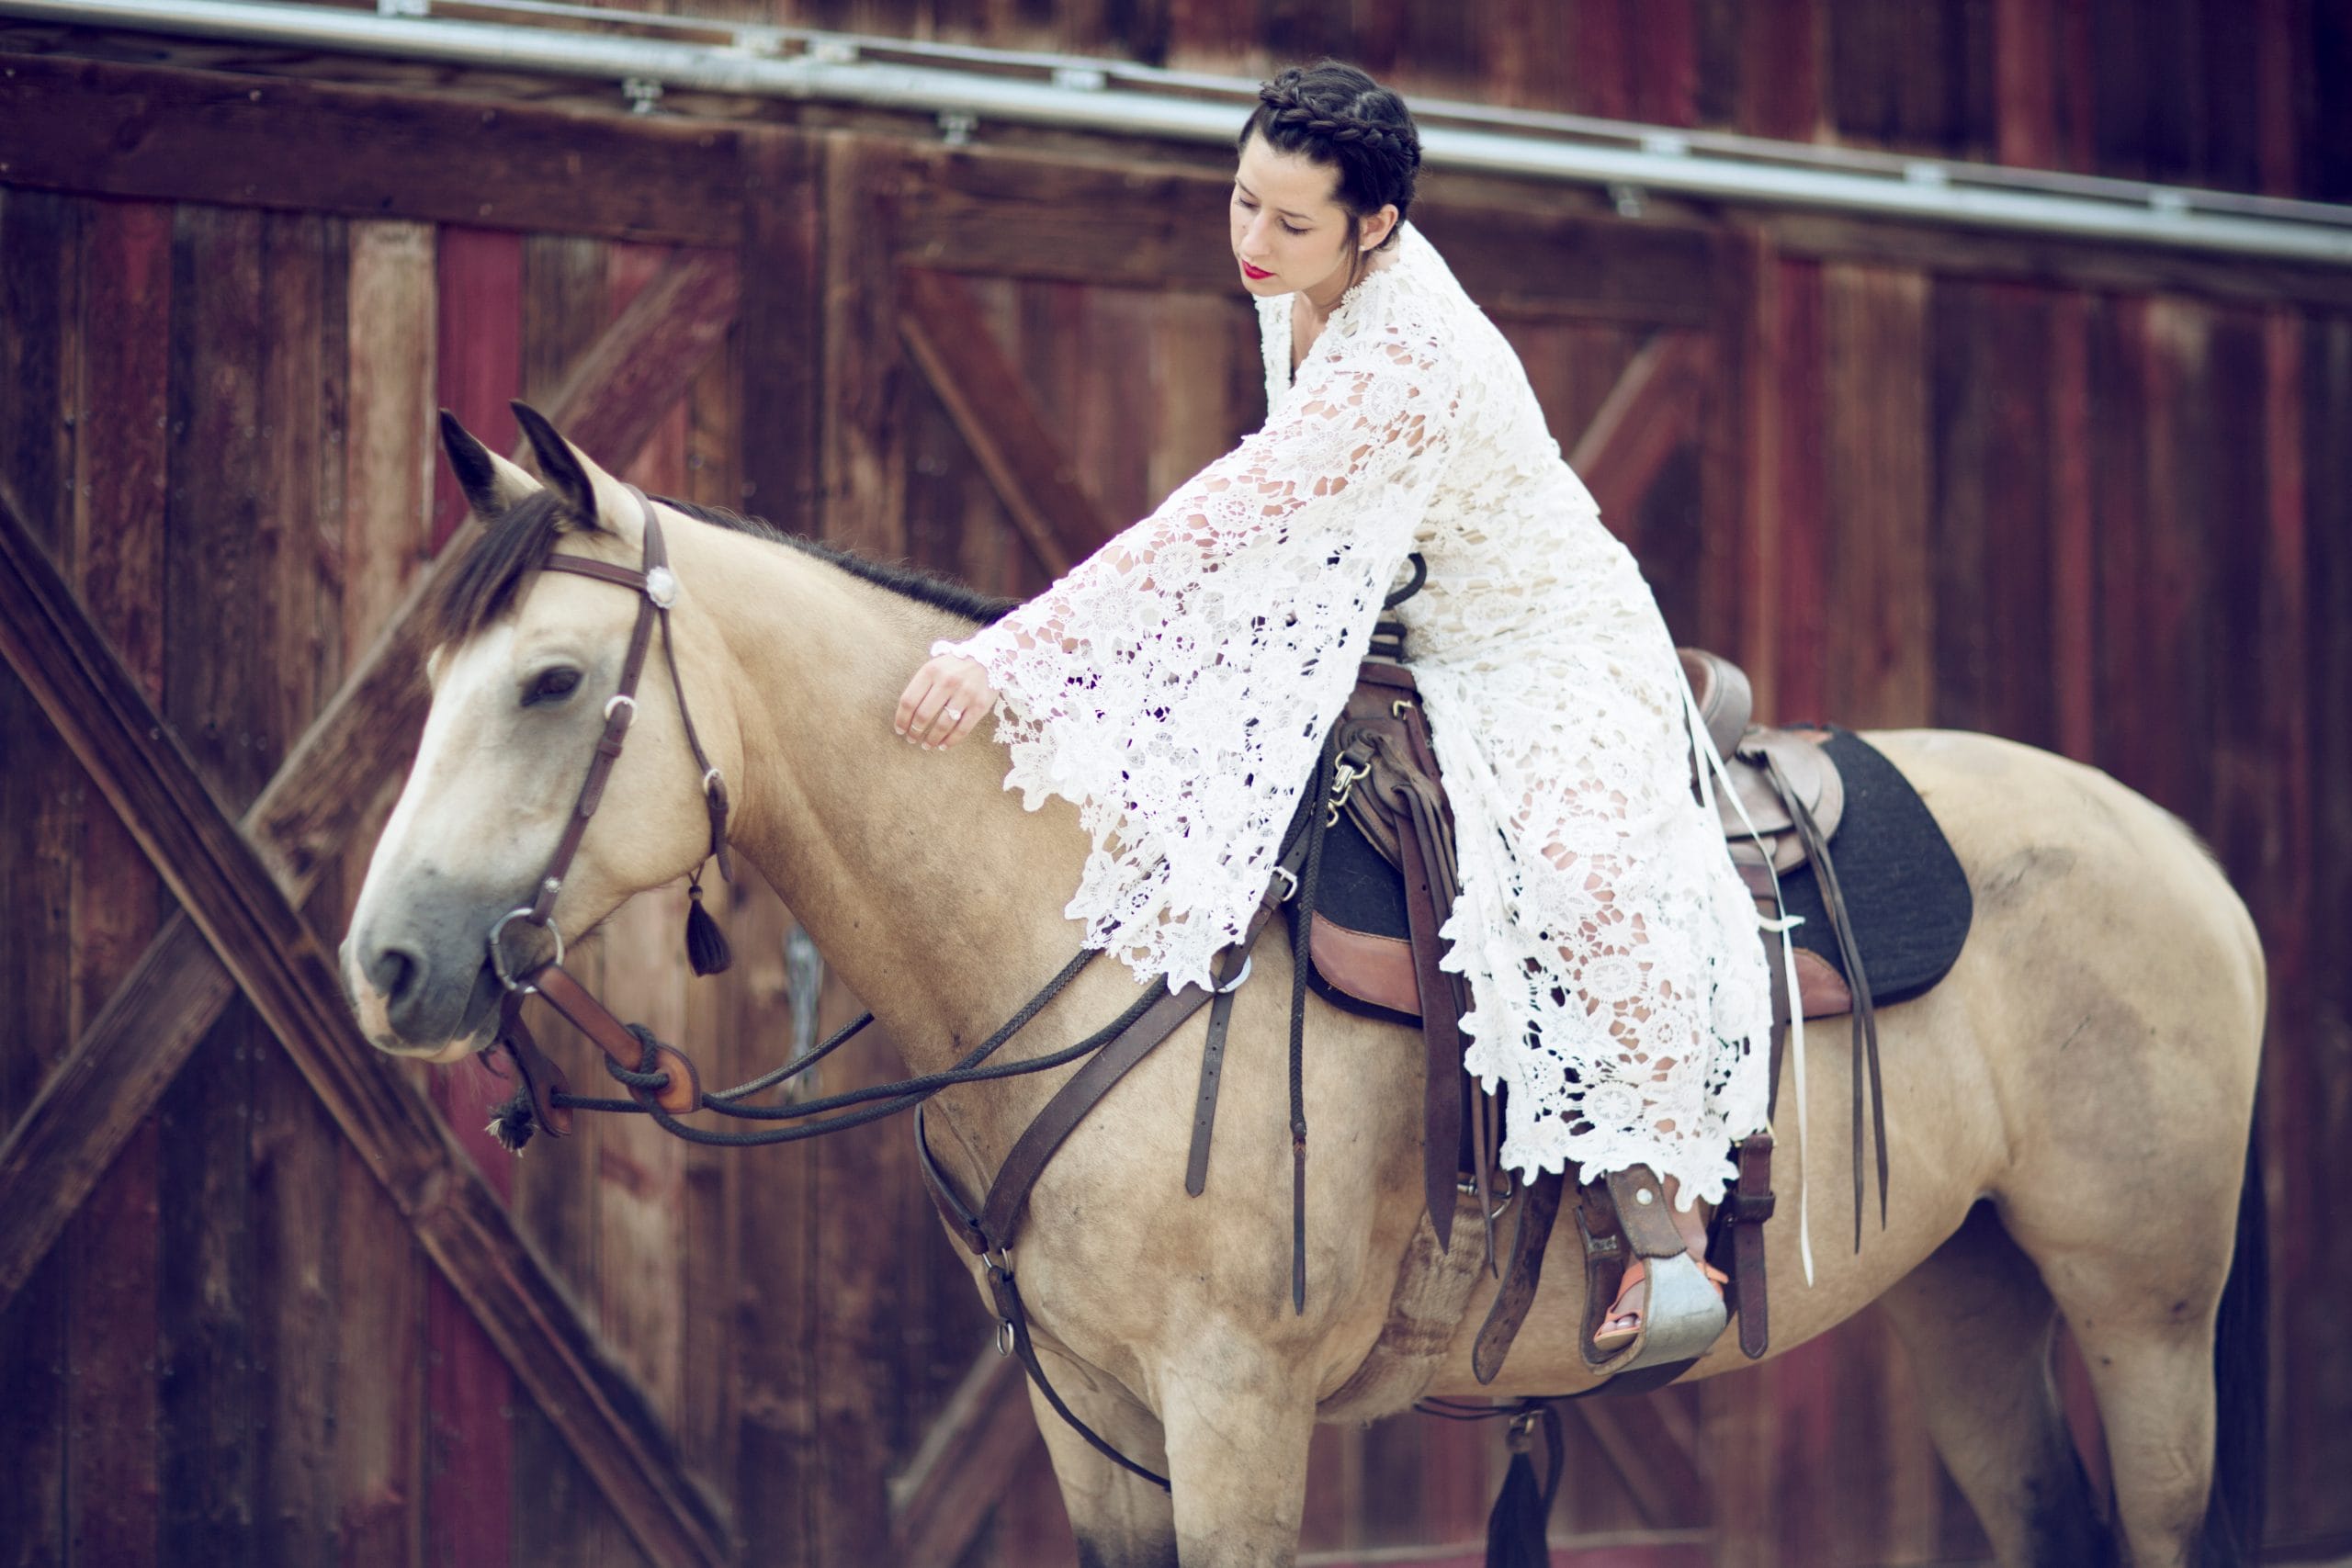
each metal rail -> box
[7,0,2352,265]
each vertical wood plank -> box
[1696,230,1758,681]
[0,180,82,1568]
[426,220,525,1568]
[1767,256,1826,722]
[432,227,525,548]
[1820,262,1931,726]
[249,207,343,1568]
[729,875,820,1567]
[1629,0,1700,128]
[61,199,171,1564]
[1737,0,1822,141]
[1730,231,1781,716]
[679,328,746,1494]
[2286,310,2352,1545]
[1994,0,2059,169]
[2252,0,2307,196]
[2086,293,2154,798]
[739,129,825,537]
[333,214,436,1568]
[808,975,909,1561]
[157,197,268,1565]
[1929,276,2056,746]
[821,132,909,558]
[730,127,825,1568]
[341,221,436,671]
[810,128,915,1565]
[2109,295,2216,823]
[2046,290,2097,763]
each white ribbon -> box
[1678,665,1814,1288]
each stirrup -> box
[1598,1252,1729,1371]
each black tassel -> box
[684,875,731,976]
[485,1089,537,1155]
[1485,1404,1560,1568]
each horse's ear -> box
[511,400,641,544]
[438,410,538,521]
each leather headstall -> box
[487,485,733,1122]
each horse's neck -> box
[681,525,1097,1080]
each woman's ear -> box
[1360,202,1400,252]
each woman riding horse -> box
[897,60,1762,1347]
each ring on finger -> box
[946,708,964,723]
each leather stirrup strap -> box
[1765,749,1884,1246]
[1396,806,1463,1251]
[1720,920,1791,1360]
[1184,944,1248,1196]
[1470,1170,1564,1383]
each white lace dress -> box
[931,221,1773,1205]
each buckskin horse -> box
[340,407,2266,1568]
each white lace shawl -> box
[930,236,1453,994]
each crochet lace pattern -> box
[934,224,1772,1203]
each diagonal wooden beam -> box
[0,252,736,1565]
[1567,1394,1712,1530]
[0,479,732,1567]
[1568,330,1715,525]
[0,247,738,1310]
[888,1346,1042,1566]
[898,266,1120,577]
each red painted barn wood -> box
[3,1,2349,1557]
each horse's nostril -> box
[369,945,421,1005]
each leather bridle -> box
[489,485,730,997]
[486,486,733,1123]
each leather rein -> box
[477,486,1313,1490]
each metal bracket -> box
[937,109,978,147]
[622,76,663,115]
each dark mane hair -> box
[426,491,1020,649]
[1237,60,1422,253]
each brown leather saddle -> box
[1312,644,1860,1028]
[1301,626,1886,1379]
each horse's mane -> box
[427,491,1021,649]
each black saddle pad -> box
[1769,727,1971,1006]
[1286,726,1972,1017]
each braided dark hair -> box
[1238,60,1422,256]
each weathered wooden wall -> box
[266,0,2352,199]
[2,2,2349,1564]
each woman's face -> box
[1229,131,1388,299]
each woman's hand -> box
[895,653,995,750]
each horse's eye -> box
[523,667,582,706]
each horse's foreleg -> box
[1878,1203,2117,1568]
[1024,1347,1179,1568]
[1155,1337,1318,1568]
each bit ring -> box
[489,908,565,994]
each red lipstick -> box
[1240,260,1273,280]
